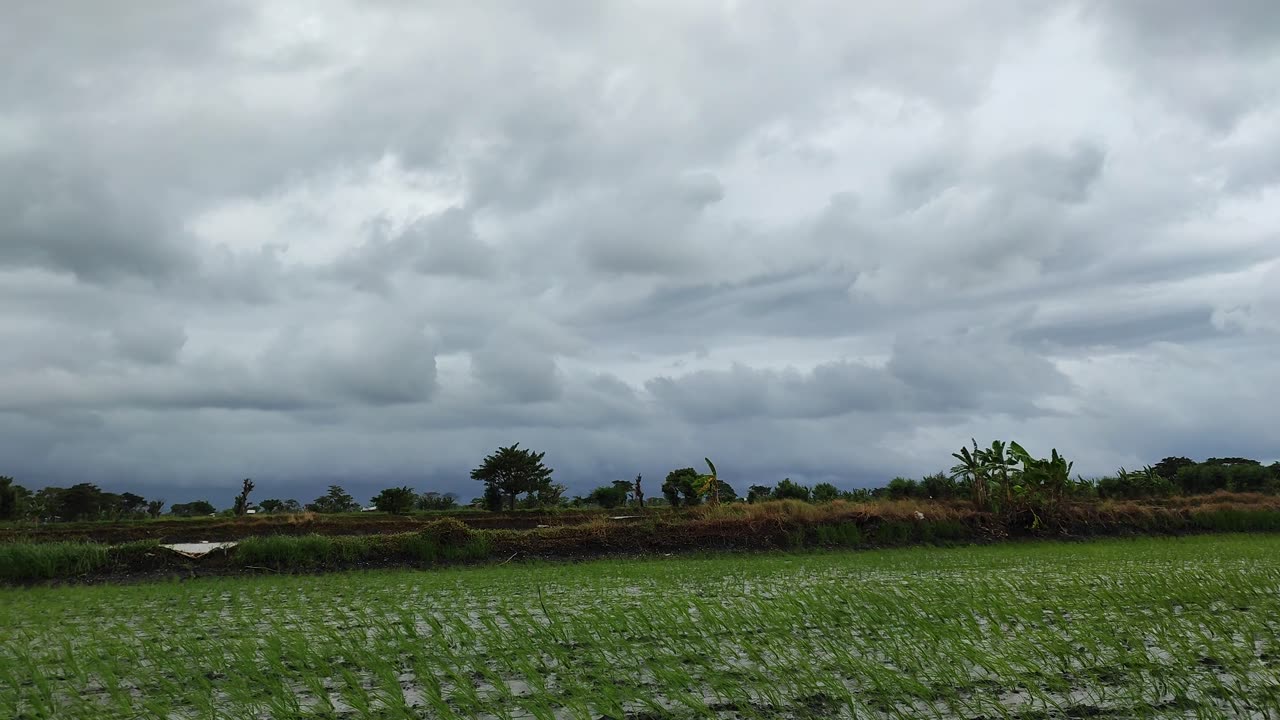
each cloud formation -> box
[2,1,1278,504]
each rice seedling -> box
[2,535,1279,718]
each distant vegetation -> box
[2,444,1278,525]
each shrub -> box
[403,519,489,562]
[814,522,862,547]
[812,483,841,504]
[1190,508,1280,533]
[871,520,915,545]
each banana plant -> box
[979,440,1018,511]
[696,457,720,507]
[950,440,990,511]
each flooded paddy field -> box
[3,535,1279,719]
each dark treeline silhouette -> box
[3,446,1278,524]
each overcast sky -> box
[3,1,1278,505]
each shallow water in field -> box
[3,535,1280,718]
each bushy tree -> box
[746,484,774,504]
[587,482,630,509]
[482,483,504,511]
[146,499,165,518]
[119,492,148,517]
[841,488,873,502]
[308,485,360,513]
[171,500,216,517]
[662,468,702,507]
[1097,466,1174,499]
[0,476,21,521]
[521,482,567,509]
[372,486,416,513]
[811,482,840,503]
[416,491,458,511]
[232,478,255,516]
[716,480,739,503]
[921,472,958,499]
[885,477,919,500]
[773,478,811,502]
[470,443,554,511]
[59,483,109,521]
[257,498,284,514]
[29,487,65,521]
[1153,456,1195,480]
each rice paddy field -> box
[3,535,1279,719]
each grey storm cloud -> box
[2,0,1278,504]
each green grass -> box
[3,535,1280,718]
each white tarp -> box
[159,541,238,558]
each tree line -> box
[2,443,1277,523]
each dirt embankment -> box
[6,494,1280,586]
[0,510,611,544]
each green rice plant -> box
[233,533,372,568]
[0,540,109,581]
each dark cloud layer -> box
[2,1,1278,505]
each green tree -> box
[118,492,147,517]
[633,474,644,509]
[812,482,840,503]
[416,492,459,511]
[587,482,630,509]
[714,480,739,503]
[146,499,165,518]
[885,477,919,500]
[482,483,504,511]
[528,482,567,508]
[371,486,416,513]
[774,478,811,502]
[921,472,958,499]
[232,478,255,516]
[0,476,21,521]
[29,487,65,521]
[59,483,108,521]
[307,485,360,513]
[1153,456,1195,480]
[171,500,216,517]
[257,498,284,514]
[746,484,774,504]
[470,443,554,511]
[662,468,702,507]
